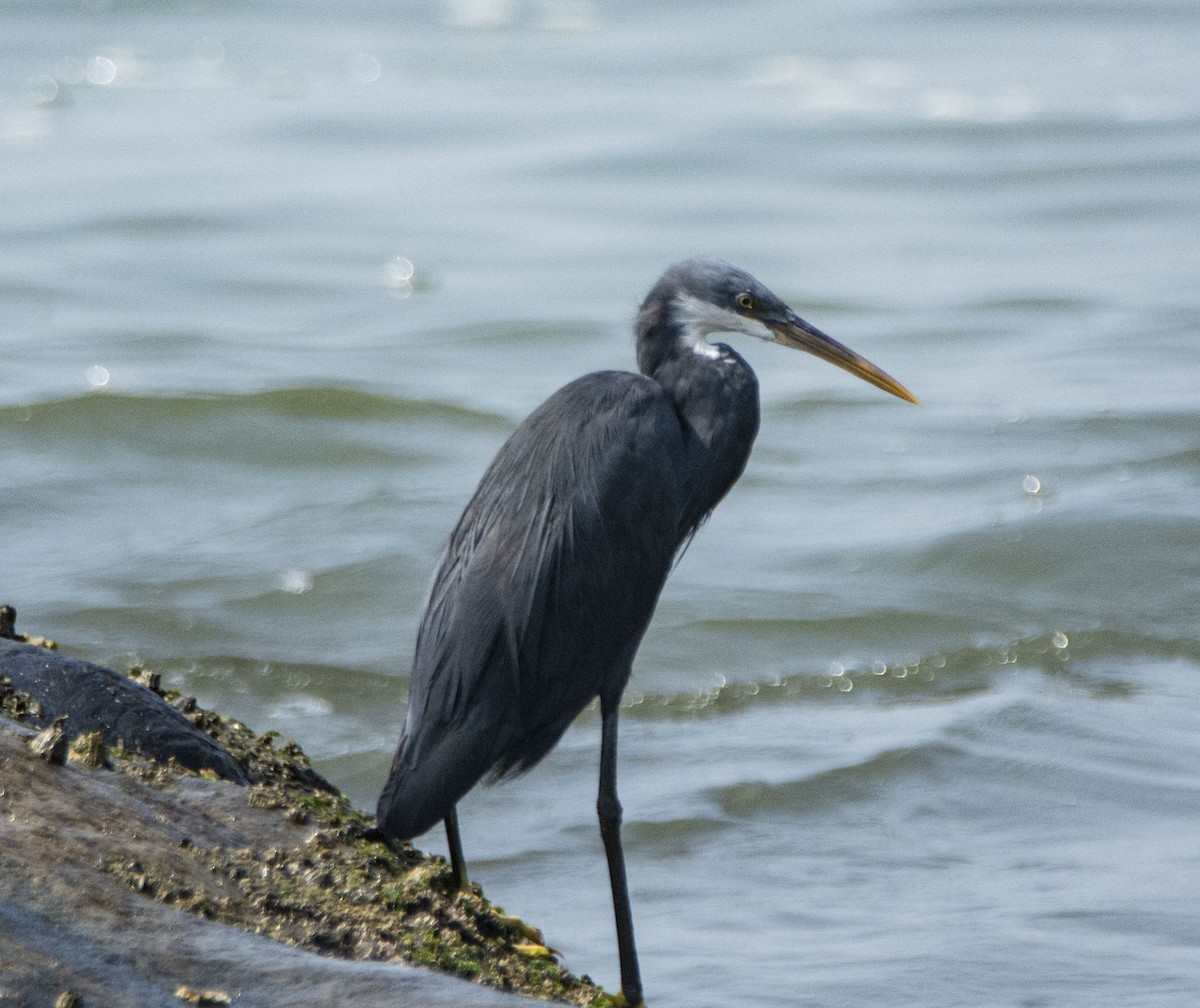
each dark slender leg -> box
[444,806,470,892]
[598,695,644,1007]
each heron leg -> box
[598,695,644,1008]
[444,806,470,892]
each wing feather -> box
[378,370,688,839]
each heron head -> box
[659,258,919,405]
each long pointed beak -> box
[771,315,920,405]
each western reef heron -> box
[378,259,918,1006]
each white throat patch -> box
[673,291,773,359]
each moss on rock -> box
[96,665,618,1007]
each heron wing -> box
[379,371,687,838]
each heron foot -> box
[493,912,562,958]
[512,941,556,959]
[493,912,545,945]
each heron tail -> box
[375,714,503,841]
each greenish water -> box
[3,1,1200,1005]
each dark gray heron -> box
[378,259,917,1006]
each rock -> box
[68,731,109,769]
[0,616,615,1008]
[0,638,249,784]
[0,711,551,1006]
[28,714,68,765]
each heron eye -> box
[736,293,754,311]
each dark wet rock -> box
[0,719,552,1008]
[0,638,249,784]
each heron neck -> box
[635,298,712,377]
[635,309,761,530]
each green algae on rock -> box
[98,667,619,1007]
[1,616,619,1007]
[68,729,109,769]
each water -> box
[4,1,1200,1004]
